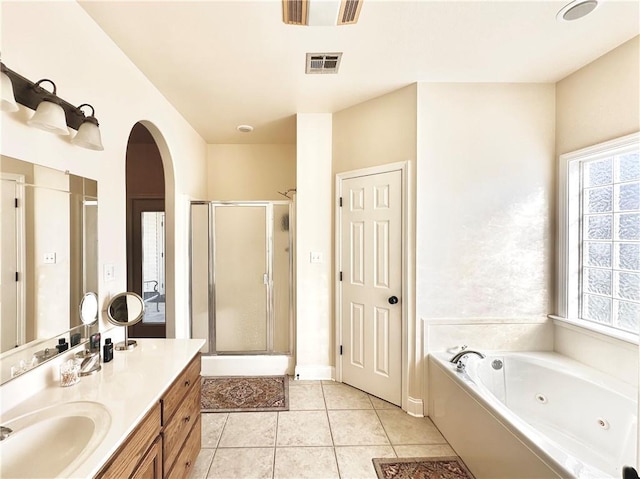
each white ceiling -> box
[78,0,640,144]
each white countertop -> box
[0,338,205,478]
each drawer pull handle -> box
[184,379,191,387]
[183,415,191,423]
[186,460,192,469]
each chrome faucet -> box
[449,349,485,372]
[0,426,13,441]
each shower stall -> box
[190,201,294,368]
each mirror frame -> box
[0,156,98,385]
[79,292,99,326]
[106,292,145,351]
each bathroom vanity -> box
[0,338,204,479]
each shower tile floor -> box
[189,380,455,479]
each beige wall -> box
[333,85,417,174]
[1,2,208,343]
[554,36,639,386]
[207,144,296,201]
[556,36,640,156]
[555,38,640,465]
[417,82,556,325]
[295,113,333,379]
[332,85,420,407]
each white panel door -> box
[1,177,20,353]
[340,169,402,405]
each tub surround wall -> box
[425,318,554,354]
[554,321,638,386]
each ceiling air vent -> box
[283,0,363,26]
[306,53,342,74]
[338,0,363,25]
[282,0,308,25]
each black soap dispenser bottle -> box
[103,338,114,363]
[56,338,69,353]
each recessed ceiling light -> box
[237,124,254,133]
[557,0,599,21]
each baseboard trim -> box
[294,365,334,381]
[406,396,424,417]
[201,355,294,376]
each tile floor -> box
[189,379,456,479]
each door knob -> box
[388,296,399,305]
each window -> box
[557,133,640,338]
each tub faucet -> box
[449,350,485,372]
[0,426,13,441]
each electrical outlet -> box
[44,252,56,264]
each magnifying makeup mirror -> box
[79,292,99,325]
[106,292,145,351]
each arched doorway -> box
[125,123,166,338]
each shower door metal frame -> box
[190,200,293,356]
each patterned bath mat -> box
[201,375,289,413]
[373,456,476,479]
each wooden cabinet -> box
[97,403,162,479]
[165,415,202,479]
[95,354,201,479]
[131,437,163,479]
[162,354,201,478]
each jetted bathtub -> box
[428,351,638,479]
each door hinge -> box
[339,345,343,355]
[15,198,18,208]
[339,271,343,281]
[339,197,343,207]
[15,272,19,282]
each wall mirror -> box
[0,155,98,384]
[106,292,144,351]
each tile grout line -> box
[272,410,279,479]
[371,401,398,458]
[204,412,230,478]
[321,381,342,479]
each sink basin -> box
[0,401,111,478]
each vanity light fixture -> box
[26,80,69,135]
[0,61,104,151]
[0,63,18,112]
[71,104,104,151]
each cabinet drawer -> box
[163,381,200,471]
[97,403,161,479]
[165,415,202,479]
[162,354,200,424]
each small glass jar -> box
[59,359,80,387]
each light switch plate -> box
[104,263,115,282]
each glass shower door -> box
[214,205,268,352]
